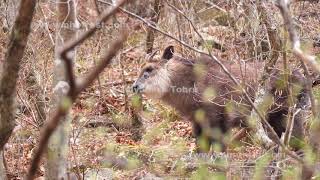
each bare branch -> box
[284,107,301,145]
[59,0,128,98]
[166,1,203,42]
[25,1,130,178]
[300,60,317,116]
[75,31,128,94]
[25,31,128,180]
[277,0,320,74]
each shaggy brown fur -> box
[133,46,309,152]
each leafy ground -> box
[0,0,320,179]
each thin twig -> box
[119,54,128,111]
[16,90,38,127]
[284,107,301,145]
[94,35,104,98]
[38,5,55,46]
[166,1,202,41]
[300,61,317,116]
[282,36,294,147]
[200,1,227,14]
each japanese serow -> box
[132,46,309,152]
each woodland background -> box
[0,0,320,179]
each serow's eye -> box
[145,67,153,73]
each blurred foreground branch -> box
[25,0,129,179]
[277,0,320,74]
[26,31,128,180]
[277,0,320,179]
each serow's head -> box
[132,46,174,99]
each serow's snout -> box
[132,83,143,93]
[132,84,139,93]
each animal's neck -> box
[160,60,199,116]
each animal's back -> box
[161,55,261,127]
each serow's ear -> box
[162,46,174,60]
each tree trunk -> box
[3,0,47,128]
[0,0,36,179]
[145,0,162,53]
[0,0,36,152]
[0,151,5,180]
[46,0,77,179]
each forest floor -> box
[1,0,320,179]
